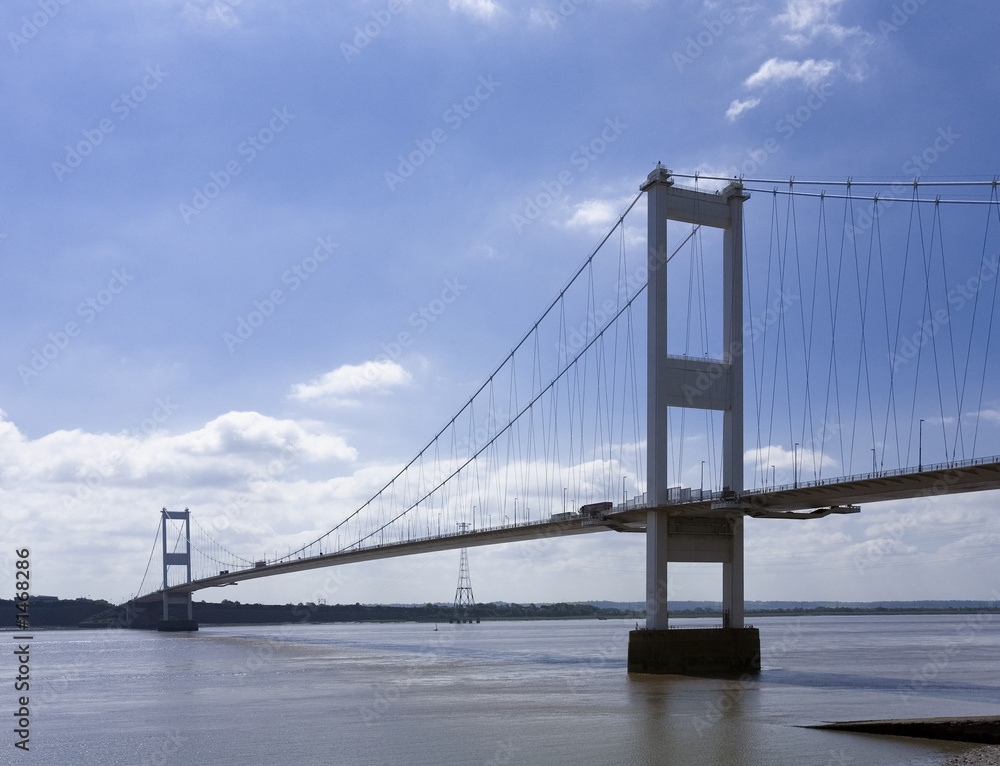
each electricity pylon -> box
[451,522,478,624]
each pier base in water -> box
[157,619,199,632]
[627,628,760,676]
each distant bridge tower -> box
[159,507,198,632]
[451,523,479,624]
[628,165,759,673]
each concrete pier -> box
[157,619,199,632]
[637,168,756,675]
[627,627,760,675]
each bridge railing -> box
[604,453,1000,515]
[754,453,1000,496]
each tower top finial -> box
[641,164,673,191]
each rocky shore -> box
[812,715,1000,745]
[943,746,1000,765]
[810,716,1000,765]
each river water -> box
[13,615,1000,765]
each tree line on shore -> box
[3,597,996,629]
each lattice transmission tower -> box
[451,522,478,624]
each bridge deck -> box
[610,458,1000,524]
[132,518,607,603]
[133,458,1000,605]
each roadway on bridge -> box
[133,457,1000,605]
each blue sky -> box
[2,0,1000,607]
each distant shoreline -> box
[3,597,998,629]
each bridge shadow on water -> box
[199,625,999,704]
[201,626,629,670]
[758,668,1000,705]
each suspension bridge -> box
[126,165,1000,674]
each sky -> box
[2,0,1000,609]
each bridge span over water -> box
[128,167,1000,674]
[134,456,1000,603]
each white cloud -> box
[0,410,356,490]
[0,407,369,601]
[725,97,761,121]
[289,360,413,404]
[564,198,626,230]
[744,444,837,480]
[774,0,860,44]
[528,7,556,29]
[744,57,838,89]
[725,0,866,119]
[977,408,1000,424]
[939,531,1000,553]
[164,411,356,463]
[449,0,502,21]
